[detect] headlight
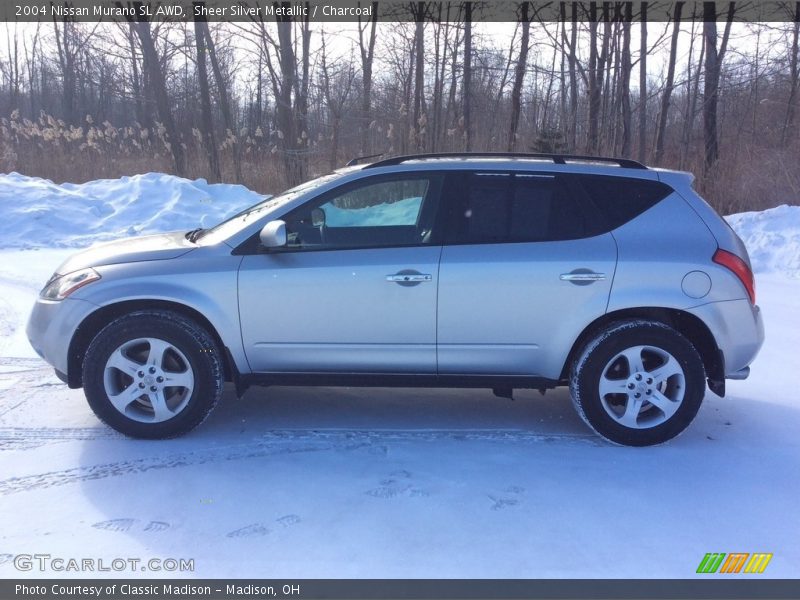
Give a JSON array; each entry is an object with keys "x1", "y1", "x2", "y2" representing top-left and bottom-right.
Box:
[{"x1": 40, "y1": 268, "x2": 101, "y2": 301}]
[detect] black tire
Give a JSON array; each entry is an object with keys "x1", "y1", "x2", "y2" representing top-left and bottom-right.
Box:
[
  {"x1": 83, "y1": 310, "x2": 224, "y2": 439},
  {"x1": 569, "y1": 320, "x2": 706, "y2": 446}
]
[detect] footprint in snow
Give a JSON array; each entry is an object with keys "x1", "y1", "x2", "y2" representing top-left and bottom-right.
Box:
[
  {"x1": 226, "y1": 523, "x2": 270, "y2": 538},
  {"x1": 488, "y1": 486, "x2": 525, "y2": 511},
  {"x1": 92, "y1": 519, "x2": 171, "y2": 533},
  {"x1": 366, "y1": 470, "x2": 429, "y2": 499},
  {"x1": 143, "y1": 521, "x2": 170, "y2": 532},
  {"x1": 92, "y1": 518, "x2": 138, "y2": 532},
  {"x1": 275, "y1": 514, "x2": 301, "y2": 527}
]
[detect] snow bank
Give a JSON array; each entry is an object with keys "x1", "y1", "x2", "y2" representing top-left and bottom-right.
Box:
[
  {"x1": 726, "y1": 204, "x2": 800, "y2": 278},
  {"x1": 0, "y1": 172, "x2": 264, "y2": 249}
]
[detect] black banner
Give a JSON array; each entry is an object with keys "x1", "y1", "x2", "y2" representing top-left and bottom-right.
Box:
[
  {"x1": 1, "y1": 1, "x2": 799, "y2": 23},
  {"x1": 3, "y1": 579, "x2": 800, "y2": 600}
]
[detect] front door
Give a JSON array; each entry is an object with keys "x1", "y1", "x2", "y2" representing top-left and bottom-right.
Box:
[{"x1": 238, "y1": 173, "x2": 443, "y2": 373}]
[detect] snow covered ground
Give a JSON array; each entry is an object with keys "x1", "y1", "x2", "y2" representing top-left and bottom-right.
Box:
[{"x1": 0, "y1": 173, "x2": 798, "y2": 579}]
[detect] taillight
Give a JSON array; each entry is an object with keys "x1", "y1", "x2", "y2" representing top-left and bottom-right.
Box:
[{"x1": 713, "y1": 248, "x2": 755, "y2": 304}]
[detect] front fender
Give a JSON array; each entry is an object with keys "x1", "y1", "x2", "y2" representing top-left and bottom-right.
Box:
[{"x1": 72, "y1": 253, "x2": 249, "y2": 374}]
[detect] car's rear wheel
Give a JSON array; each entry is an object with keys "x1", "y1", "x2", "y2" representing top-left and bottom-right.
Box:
[
  {"x1": 570, "y1": 320, "x2": 706, "y2": 446},
  {"x1": 83, "y1": 310, "x2": 224, "y2": 438}
]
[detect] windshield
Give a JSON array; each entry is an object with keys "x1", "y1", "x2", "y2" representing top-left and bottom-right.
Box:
[{"x1": 195, "y1": 172, "x2": 343, "y2": 245}]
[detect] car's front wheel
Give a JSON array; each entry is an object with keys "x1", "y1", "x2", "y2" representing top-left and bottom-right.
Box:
[
  {"x1": 83, "y1": 310, "x2": 224, "y2": 438},
  {"x1": 570, "y1": 320, "x2": 706, "y2": 446}
]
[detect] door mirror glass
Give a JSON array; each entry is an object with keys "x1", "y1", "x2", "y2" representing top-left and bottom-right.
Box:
[{"x1": 259, "y1": 220, "x2": 287, "y2": 248}]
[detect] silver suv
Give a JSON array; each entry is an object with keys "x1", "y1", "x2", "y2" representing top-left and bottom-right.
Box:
[{"x1": 26, "y1": 153, "x2": 764, "y2": 445}]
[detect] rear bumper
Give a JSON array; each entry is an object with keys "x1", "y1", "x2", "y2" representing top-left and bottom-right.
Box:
[
  {"x1": 727, "y1": 366, "x2": 750, "y2": 380},
  {"x1": 688, "y1": 298, "x2": 765, "y2": 378}
]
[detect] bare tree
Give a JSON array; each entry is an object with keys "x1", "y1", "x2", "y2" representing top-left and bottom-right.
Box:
[
  {"x1": 203, "y1": 25, "x2": 241, "y2": 180},
  {"x1": 52, "y1": 21, "x2": 77, "y2": 123},
  {"x1": 619, "y1": 2, "x2": 633, "y2": 157},
  {"x1": 412, "y1": 2, "x2": 426, "y2": 151},
  {"x1": 134, "y1": 19, "x2": 186, "y2": 176},
  {"x1": 23, "y1": 23, "x2": 41, "y2": 116},
  {"x1": 587, "y1": 3, "x2": 600, "y2": 153},
  {"x1": 654, "y1": 1, "x2": 683, "y2": 164},
  {"x1": 783, "y1": 2, "x2": 800, "y2": 146},
  {"x1": 507, "y1": 3, "x2": 530, "y2": 151},
  {"x1": 259, "y1": 4, "x2": 308, "y2": 186},
  {"x1": 638, "y1": 2, "x2": 648, "y2": 162},
  {"x1": 2, "y1": 23, "x2": 20, "y2": 113},
  {"x1": 193, "y1": 2, "x2": 220, "y2": 182},
  {"x1": 587, "y1": 2, "x2": 610, "y2": 153},
  {"x1": 124, "y1": 23, "x2": 145, "y2": 126},
  {"x1": 680, "y1": 15, "x2": 704, "y2": 168},
  {"x1": 463, "y1": 1, "x2": 473, "y2": 150},
  {"x1": 702, "y1": 1, "x2": 735, "y2": 171},
  {"x1": 320, "y1": 32, "x2": 356, "y2": 169},
  {"x1": 566, "y1": 1, "x2": 579, "y2": 150},
  {"x1": 357, "y1": 1, "x2": 378, "y2": 155}
]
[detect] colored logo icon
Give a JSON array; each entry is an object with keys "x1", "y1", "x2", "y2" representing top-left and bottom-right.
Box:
[{"x1": 697, "y1": 553, "x2": 772, "y2": 574}]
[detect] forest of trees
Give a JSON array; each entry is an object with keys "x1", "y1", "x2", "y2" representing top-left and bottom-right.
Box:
[{"x1": 0, "y1": 1, "x2": 798, "y2": 215}]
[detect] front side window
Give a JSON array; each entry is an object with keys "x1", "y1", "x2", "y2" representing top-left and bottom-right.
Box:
[{"x1": 283, "y1": 176, "x2": 439, "y2": 250}]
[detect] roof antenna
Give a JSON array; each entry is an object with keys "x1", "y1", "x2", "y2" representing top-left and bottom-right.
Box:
[{"x1": 345, "y1": 152, "x2": 387, "y2": 167}]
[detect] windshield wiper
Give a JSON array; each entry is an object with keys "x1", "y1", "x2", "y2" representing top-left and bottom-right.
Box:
[{"x1": 186, "y1": 228, "x2": 204, "y2": 242}]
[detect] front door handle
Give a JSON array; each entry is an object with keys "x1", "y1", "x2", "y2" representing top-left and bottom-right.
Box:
[
  {"x1": 386, "y1": 273, "x2": 432, "y2": 283},
  {"x1": 386, "y1": 270, "x2": 432, "y2": 287}
]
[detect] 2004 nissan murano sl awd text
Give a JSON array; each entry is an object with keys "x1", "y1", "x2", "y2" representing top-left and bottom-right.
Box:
[{"x1": 27, "y1": 153, "x2": 764, "y2": 446}]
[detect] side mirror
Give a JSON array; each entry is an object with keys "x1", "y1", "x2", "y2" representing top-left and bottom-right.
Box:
[{"x1": 259, "y1": 220, "x2": 287, "y2": 248}]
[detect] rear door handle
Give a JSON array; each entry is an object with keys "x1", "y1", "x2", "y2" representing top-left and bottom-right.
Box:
[{"x1": 560, "y1": 271, "x2": 606, "y2": 285}]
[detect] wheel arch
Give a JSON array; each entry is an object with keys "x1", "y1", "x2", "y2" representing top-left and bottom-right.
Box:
[
  {"x1": 67, "y1": 299, "x2": 238, "y2": 389},
  {"x1": 560, "y1": 307, "x2": 724, "y2": 395}
]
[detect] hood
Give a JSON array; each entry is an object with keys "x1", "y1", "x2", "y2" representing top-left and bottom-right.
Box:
[{"x1": 56, "y1": 231, "x2": 195, "y2": 274}]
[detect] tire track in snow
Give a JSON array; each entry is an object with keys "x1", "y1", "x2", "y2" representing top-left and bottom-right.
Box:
[
  {"x1": 0, "y1": 429, "x2": 599, "y2": 496},
  {"x1": 0, "y1": 357, "x2": 48, "y2": 371},
  {"x1": 0, "y1": 426, "x2": 120, "y2": 450},
  {"x1": 0, "y1": 438, "x2": 372, "y2": 496}
]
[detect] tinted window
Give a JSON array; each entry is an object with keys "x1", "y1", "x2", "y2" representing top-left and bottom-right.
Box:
[
  {"x1": 283, "y1": 175, "x2": 438, "y2": 250},
  {"x1": 444, "y1": 172, "x2": 587, "y2": 244},
  {"x1": 575, "y1": 175, "x2": 672, "y2": 230}
]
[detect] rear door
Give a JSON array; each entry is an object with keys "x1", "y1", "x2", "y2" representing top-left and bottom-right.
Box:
[{"x1": 436, "y1": 171, "x2": 617, "y2": 379}]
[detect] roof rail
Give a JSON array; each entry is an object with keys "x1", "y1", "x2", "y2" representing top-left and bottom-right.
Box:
[{"x1": 363, "y1": 152, "x2": 647, "y2": 170}]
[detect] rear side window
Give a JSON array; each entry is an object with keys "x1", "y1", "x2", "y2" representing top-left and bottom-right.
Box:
[
  {"x1": 574, "y1": 175, "x2": 672, "y2": 231},
  {"x1": 444, "y1": 172, "x2": 588, "y2": 244}
]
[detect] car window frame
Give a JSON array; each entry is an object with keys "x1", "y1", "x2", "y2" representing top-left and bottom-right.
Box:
[
  {"x1": 439, "y1": 170, "x2": 600, "y2": 246},
  {"x1": 233, "y1": 171, "x2": 446, "y2": 255},
  {"x1": 571, "y1": 173, "x2": 673, "y2": 234}
]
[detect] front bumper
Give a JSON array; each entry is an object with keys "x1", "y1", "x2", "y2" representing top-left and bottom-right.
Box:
[{"x1": 26, "y1": 296, "x2": 98, "y2": 378}]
